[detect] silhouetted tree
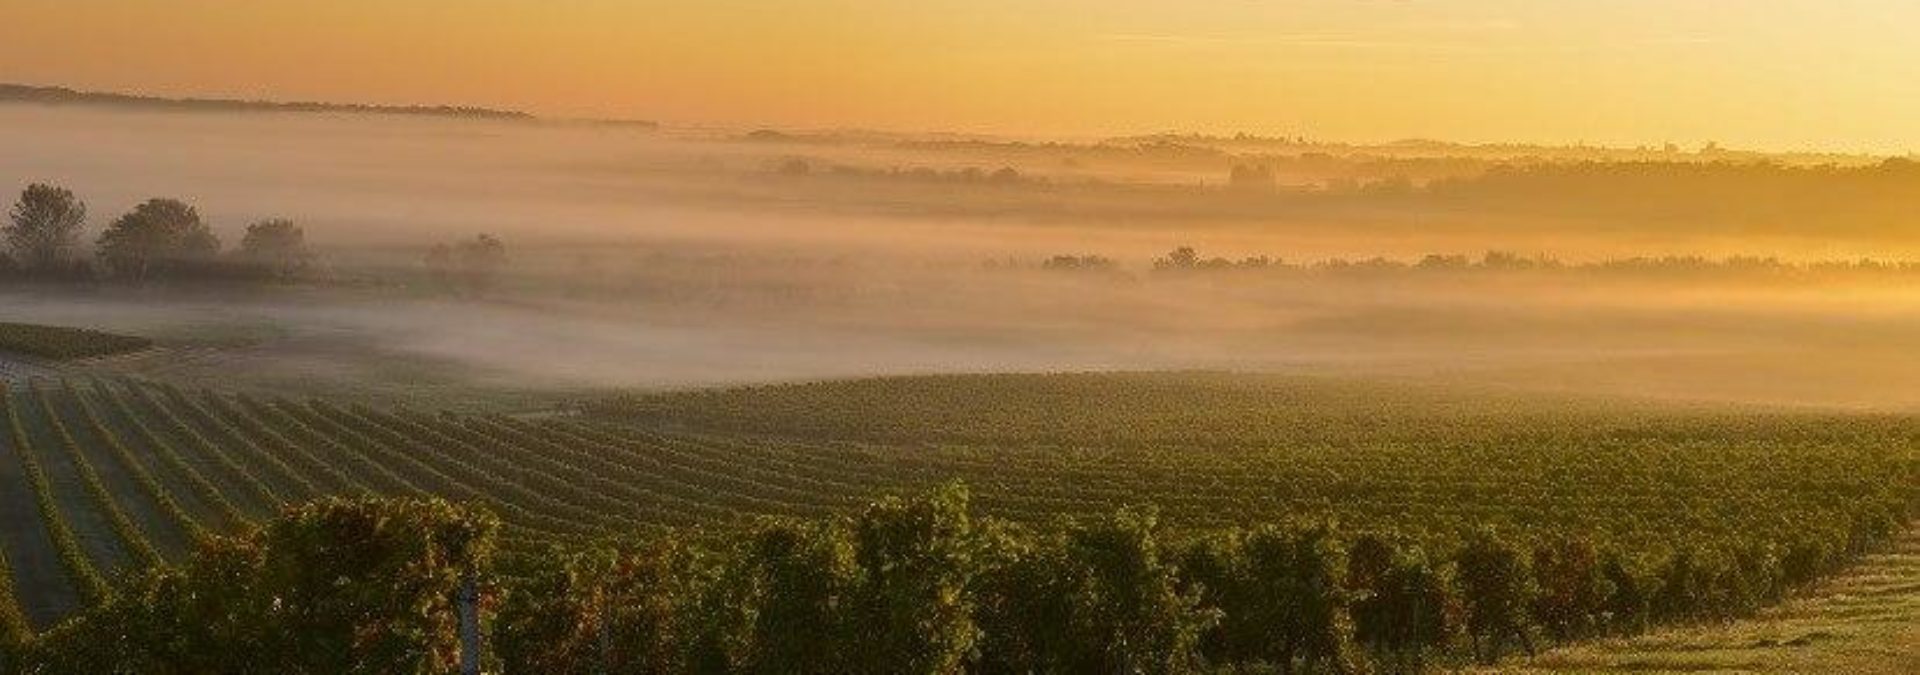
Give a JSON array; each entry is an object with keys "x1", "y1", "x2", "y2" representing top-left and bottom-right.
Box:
[
  {"x1": 777, "y1": 158, "x2": 812, "y2": 176},
  {"x1": 236, "y1": 219, "x2": 313, "y2": 282},
  {"x1": 1416, "y1": 254, "x2": 1469, "y2": 270},
  {"x1": 423, "y1": 244, "x2": 455, "y2": 286},
  {"x1": 1228, "y1": 164, "x2": 1276, "y2": 191},
  {"x1": 96, "y1": 198, "x2": 219, "y2": 282},
  {"x1": 456, "y1": 234, "x2": 508, "y2": 291},
  {"x1": 1154, "y1": 246, "x2": 1200, "y2": 271},
  {"x1": 1040, "y1": 254, "x2": 1119, "y2": 273},
  {"x1": 6, "y1": 183, "x2": 88, "y2": 274},
  {"x1": 424, "y1": 234, "x2": 509, "y2": 293}
]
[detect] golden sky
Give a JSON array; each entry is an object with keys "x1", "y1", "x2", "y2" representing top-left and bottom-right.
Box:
[{"x1": 2, "y1": 1, "x2": 1916, "y2": 151}]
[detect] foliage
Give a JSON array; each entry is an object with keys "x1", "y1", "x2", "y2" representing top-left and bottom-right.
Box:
[
  {"x1": 235, "y1": 218, "x2": 314, "y2": 281},
  {"x1": 1529, "y1": 538, "x2": 1609, "y2": 642},
  {"x1": 1, "y1": 183, "x2": 319, "y2": 285},
  {"x1": 585, "y1": 373, "x2": 1915, "y2": 551},
  {"x1": 0, "y1": 544, "x2": 30, "y2": 662},
  {"x1": 95, "y1": 198, "x2": 219, "y2": 282},
  {"x1": 0, "y1": 374, "x2": 1908, "y2": 672},
  {"x1": 4, "y1": 184, "x2": 88, "y2": 275},
  {"x1": 740, "y1": 518, "x2": 857, "y2": 673},
  {"x1": 971, "y1": 524, "x2": 1078, "y2": 673},
  {"x1": 1059, "y1": 508, "x2": 1213, "y2": 674},
  {"x1": 496, "y1": 540, "x2": 707, "y2": 674},
  {"x1": 1456, "y1": 531, "x2": 1536, "y2": 663},
  {"x1": 25, "y1": 498, "x2": 497, "y2": 674},
  {"x1": 0, "y1": 485, "x2": 1905, "y2": 674},
  {"x1": 1347, "y1": 537, "x2": 1452, "y2": 671},
  {"x1": 844, "y1": 484, "x2": 981, "y2": 674}
]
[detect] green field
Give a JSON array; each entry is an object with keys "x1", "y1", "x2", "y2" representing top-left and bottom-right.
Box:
[
  {"x1": 0, "y1": 323, "x2": 150, "y2": 361},
  {"x1": 591, "y1": 372, "x2": 1913, "y2": 543},
  {"x1": 0, "y1": 371, "x2": 1910, "y2": 670}
]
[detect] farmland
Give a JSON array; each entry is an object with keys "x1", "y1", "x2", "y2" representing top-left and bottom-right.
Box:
[
  {"x1": 7, "y1": 3, "x2": 1919, "y2": 668},
  {"x1": 0, "y1": 371, "x2": 1909, "y2": 671},
  {"x1": 0, "y1": 323, "x2": 149, "y2": 361},
  {"x1": 591, "y1": 372, "x2": 1915, "y2": 544}
]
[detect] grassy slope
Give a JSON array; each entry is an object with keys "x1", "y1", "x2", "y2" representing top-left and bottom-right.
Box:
[
  {"x1": 0, "y1": 322, "x2": 150, "y2": 361},
  {"x1": 1488, "y1": 525, "x2": 1919, "y2": 674}
]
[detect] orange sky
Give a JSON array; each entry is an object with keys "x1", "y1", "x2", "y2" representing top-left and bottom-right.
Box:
[{"x1": 2, "y1": 1, "x2": 1917, "y2": 151}]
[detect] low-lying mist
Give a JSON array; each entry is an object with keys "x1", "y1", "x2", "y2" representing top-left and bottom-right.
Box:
[{"x1": 5, "y1": 105, "x2": 1920, "y2": 411}]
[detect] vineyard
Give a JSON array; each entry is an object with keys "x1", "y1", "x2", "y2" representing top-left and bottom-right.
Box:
[
  {"x1": 0, "y1": 372, "x2": 1908, "y2": 671},
  {"x1": 590, "y1": 372, "x2": 1915, "y2": 543},
  {"x1": 0, "y1": 323, "x2": 151, "y2": 361}
]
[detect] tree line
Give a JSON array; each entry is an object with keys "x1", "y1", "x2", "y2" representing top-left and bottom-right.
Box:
[
  {"x1": 1000, "y1": 246, "x2": 1920, "y2": 279},
  {"x1": 3, "y1": 182, "x2": 510, "y2": 291},
  {"x1": 7, "y1": 486, "x2": 1902, "y2": 674},
  {"x1": 2, "y1": 183, "x2": 311, "y2": 283}
]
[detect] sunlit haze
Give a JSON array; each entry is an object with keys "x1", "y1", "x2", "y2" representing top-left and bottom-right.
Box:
[
  {"x1": 3, "y1": 1, "x2": 1918, "y2": 150},
  {"x1": 0, "y1": 4, "x2": 1918, "y2": 672}
]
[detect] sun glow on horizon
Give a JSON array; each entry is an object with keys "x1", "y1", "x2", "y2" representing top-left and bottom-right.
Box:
[{"x1": 1, "y1": 1, "x2": 1917, "y2": 152}]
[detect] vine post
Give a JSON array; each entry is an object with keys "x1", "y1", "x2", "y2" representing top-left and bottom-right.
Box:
[{"x1": 458, "y1": 569, "x2": 481, "y2": 675}]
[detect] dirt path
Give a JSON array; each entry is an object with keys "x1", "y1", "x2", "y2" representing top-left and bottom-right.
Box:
[{"x1": 1489, "y1": 525, "x2": 1919, "y2": 674}]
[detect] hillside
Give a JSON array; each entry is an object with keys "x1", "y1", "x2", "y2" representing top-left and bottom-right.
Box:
[
  {"x1": 0, "y1": 83, "x2": 532, "y2": 120},
  {"x1": 0, "y1": 371, "x2": 1907, "y2": 639}
]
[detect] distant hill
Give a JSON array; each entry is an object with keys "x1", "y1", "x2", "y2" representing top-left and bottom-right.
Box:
[{"x1": 0, "y1": 83, "x2": 535, "y2": 121}]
